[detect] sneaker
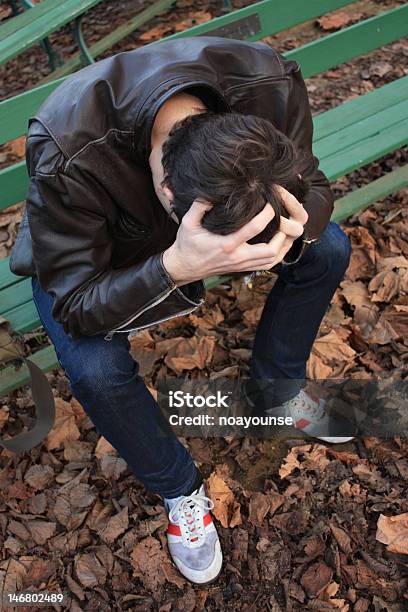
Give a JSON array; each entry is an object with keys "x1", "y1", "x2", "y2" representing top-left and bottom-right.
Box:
[
  {"x1": 243, "y1": 381, "x2": 357, "y2": 443},
  {"x1": 267, "y1": 388, "x2": 357, "y2": 444},
  {"x1": 164, "y1": 484, "x2": 223, "y2": 584}
]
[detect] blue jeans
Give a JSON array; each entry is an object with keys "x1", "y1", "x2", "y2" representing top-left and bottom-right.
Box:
[{"x1": 32, "y1": 221, "x2": 351, "y2": 496}]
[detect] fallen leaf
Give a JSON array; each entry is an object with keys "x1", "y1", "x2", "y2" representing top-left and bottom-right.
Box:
[
  {"x1": 131, "y1": 536, "x2": 184, "y2": 592},
  {"x1": 100, "y1": 507, "x2": 129, "y2": 544},
  {"x1": 376, "y1": 513, "x2": 408, "y2": 554},
  {"x1": 318, "y1": 11, "x2": 363, "y2": 31},
  {"x1": 248, "y1": 492, "x2": 271, "y2": 527},
  {"x1": 100, "y1": 455, "x2": 128, "y2": 480},
  {"x1": 24, "y1": 465, "x2": 54, "y2": 490},
  {"x1": 206, "y1": 472, "x2": 241, "y2": 528},
  {"x1": 300, "y1": 560, "x2": 333, "y2": 597},
  {"x1": 95, "y1": 436, "x2": 118, "y2": 459},
  {"x1": 75, "y1": 552, "x2": 107, "y2": 588},
  {"x1": 26, "y1": 520, "x2": 56, "y2": 545},
  {"x1": 45, "y1": 398, "x2": 81, "y2": 450}
]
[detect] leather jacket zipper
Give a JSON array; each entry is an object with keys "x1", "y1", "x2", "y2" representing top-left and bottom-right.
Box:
[
  {"x1": 105, "y1": 301, "x2": 204, "y2": 340},
  {"x1": 104, "y1": 285, "x2": 177, "y2": 340}
]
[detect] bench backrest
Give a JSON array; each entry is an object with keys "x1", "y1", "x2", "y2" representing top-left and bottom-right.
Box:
[
  {"x1": 0, "y1": 0, "x2": 104, "y2": 65},
  {"x1": 1, "y1": 0, "x2": 408, "y2": 211}
]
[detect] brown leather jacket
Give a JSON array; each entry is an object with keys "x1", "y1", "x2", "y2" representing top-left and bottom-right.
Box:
[{"x1": 10, "y1": 36, "x2": 333, "y2": 340}]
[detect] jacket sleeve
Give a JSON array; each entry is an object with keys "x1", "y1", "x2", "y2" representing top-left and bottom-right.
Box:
[
  {"x1": 26, "y1": 122, "x2": 204, "y2": 338},
  {"x1": 285, "y1": 64, "x2": 334, "y2": 242}
]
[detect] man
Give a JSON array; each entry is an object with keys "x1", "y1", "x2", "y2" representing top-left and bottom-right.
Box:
[{"x1": 10, "y1": 36, "x2": 353, "y2": 584}]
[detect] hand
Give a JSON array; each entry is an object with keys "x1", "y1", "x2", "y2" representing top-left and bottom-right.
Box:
[
  {"x1": 266, "y1": 185, "x2": 309, "y2": 265},
  {"x1": 162, "y1": 189, "x2": 307, "y2": 285}
]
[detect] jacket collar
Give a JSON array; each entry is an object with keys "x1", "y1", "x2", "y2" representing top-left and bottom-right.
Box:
[{"x1": 135, "y1": 79, "x2": 232, "y2": 166}]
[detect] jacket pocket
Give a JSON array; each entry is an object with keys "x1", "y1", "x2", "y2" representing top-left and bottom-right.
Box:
[
  {"x1": 9, "y1": 207, "x2": 36, "y2": 277},
  {"x1": 111, "y1": 209, "x2": 152, "y2": 267}
]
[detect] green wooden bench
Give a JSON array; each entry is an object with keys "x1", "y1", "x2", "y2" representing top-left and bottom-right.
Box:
[
  {"x1": 0, "y1": 0, "x2": 180, "y2": 71},
  {"x1": 1, "y1": 0, "x2": 408, "y2": 395}
]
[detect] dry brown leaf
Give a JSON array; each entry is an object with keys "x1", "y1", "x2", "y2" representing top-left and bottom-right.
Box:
[
  {"x1": 100, "y1": 507, "x2": 129, "y2": 544},
  {"x1": 320, "y1": 581, "x2": 350, "y2": 610},
  {"x1": 9, "y1": 136, "x2": 26, "y2": 158},
  {"x1": 69, "y1": 483, "x2": 96, "y2": 509},
  {"x1": 63, "y1": 439, "x2": 92, "y2": 461},
  {"x1": 165, "y1": 336, "x2": 215, "y2": 372},
  {"x1": 139, "y1": 11, "x2": 211, "y2": 41},
  {"x1": 300, "y1": 560, "x2": 333, "y2": 597},
  {"x1": 45, "y1": 398, "x2": 81, "y2": 450},
  {"x1": 318, "y1": 11, "x2": 363, "y2": 31},
  {"x1": 25, "y1": 520, "x2": 56, "y2": 545},
  {"x1": 307, "y1": 351, "x2": 335, "y2": 379},
  {"x1": 206, "y1": 472, "x2": 241, "y2": 528},
  {"x1": 100, "y1": 455, "x2": 127, "y2": 480},
  {"x1": 75, "y1": 552, "x2": 107, "y2": 588},
  {"x1": 130, "y1": 536, "x2": 185, "y2": 592},
  {"x1": 0, "y1": 558, "x2": 28, "y2": 595},
  {"x1": 330, "y1": 524, "x2": 352, "y2": 553},
  {"x1": 369, "y1": 270, "x2": 401, "y2": 302},
  {"x1": 95, "y1": 436, "x2": 118, "y2": 459},
  {"x1": 24, "y1": 465, "x2": 54, "y2": 490},
  {"x1": 248, "y1": 492, "x2": 271, "y2": 527},
  {"x1": 376, "y1": 513, "x2": 408, "y2": 554},
  {"x1": 279, "y1": 446, "x2": 304, "y2": 479},
  {"x1": 313, "y1": 330, "x2": 356, "y2": 364},
  {"x1": 341, "y1": 280, "x2": 371, "y2": 307}
]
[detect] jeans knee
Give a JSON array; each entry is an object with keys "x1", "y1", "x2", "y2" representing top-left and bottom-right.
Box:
[
  {"x1": 57, "y1": 338, "x2": 136, "y2": 399},
  {"x1": 314, "y1": 223, "x2": 351, "y2": 278}
]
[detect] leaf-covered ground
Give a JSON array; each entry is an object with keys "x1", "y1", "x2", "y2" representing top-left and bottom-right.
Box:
[{"x1": 1, "y1": 0, "x2": 407, "y2": 610}]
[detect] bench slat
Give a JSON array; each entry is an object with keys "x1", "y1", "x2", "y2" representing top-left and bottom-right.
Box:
[
  {"x1": 0, "y1": 257, "x2": 27, "y2": 291},
  {"x1": 0, "y1": 345, "x2": 58, "y2": 396},
  {"x1": 0, "y1": 161, "x2": 27, "y2": 211},
  {"x1": 319, "y1": 118, "x2": 408, "y2": 181},
  {"x1": 316, "y1": 98, "x2": 408, "y2": 159},
  {"x1": 0, "y1": 278, "x2": 32, "y2": 315},
  {"x1": 2, "y1": 301, "x2": 40, "y2": 333},
  {"x1": 285, "y1": 3, "x2": 408, "y2": 78},
  {"x1": 0, "y1": 0, "x2": 104, "y2": 65},
  {"x1": 0, "y1": 78, "x2": 65, "y2": 145},
  {"x1": 0, "y1": 0, "x2": 62, "y2": 38},
  {"x1": 314, "y1": 75, "x2": 408, "y2": 141},
  {"x1": 158, "y1": 0, "x2": 358, "y2": 43},
  {"x1": 332, "y1": 164, "x2": 408, "y2": 222}
]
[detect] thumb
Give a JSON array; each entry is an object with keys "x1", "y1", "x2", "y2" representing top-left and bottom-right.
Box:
[{"x1": 182, "y1": 198, "x2": 213, "y2": 229}]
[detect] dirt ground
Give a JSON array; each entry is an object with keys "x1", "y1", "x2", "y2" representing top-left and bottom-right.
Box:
[{"x1": 0, "y1": 0, "x2": 407, "y2": 610}]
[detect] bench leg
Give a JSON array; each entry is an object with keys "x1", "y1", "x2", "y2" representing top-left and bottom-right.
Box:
[
  {"x1": 39, "y1": 38, "x2": 64, "y2": 71},
  {"x1": 74, "y1": 16, "x2": 95, "y2": 66},
  {"x1": 20, "y1": 0, "x2": 63, "y2": 70},
  {"x1": 9, "y1": 0, "x2": 20, "y2": 16}
]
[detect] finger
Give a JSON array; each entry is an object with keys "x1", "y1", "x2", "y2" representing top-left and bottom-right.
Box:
[
  {"x1": 275, "y1": 185, "x2": 308, "y2": 224},
  {"x1": 279, "y1": 216, "x2": 305, "y2": 239},
  {"x1": 237, "y1": 232, "x2": 289, "y2": 260},
  {"x1": 223, "y1": 203, "x2": 276, "y2": 250},
  {"x1": 182, "y1": 198, "x2": 213, "y2": 229},
  {"x1": 267, "y1": 229, "x2": 289, "y2": 253}
]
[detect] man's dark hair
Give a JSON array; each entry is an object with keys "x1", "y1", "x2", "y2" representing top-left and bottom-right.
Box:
[{"x1": 161, "y1": 111, "x2": 310, "y2": 243}]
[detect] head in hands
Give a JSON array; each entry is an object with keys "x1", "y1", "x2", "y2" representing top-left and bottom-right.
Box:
[{"x1": 158, "y1": 111, "x2": 310, "y2": 242}]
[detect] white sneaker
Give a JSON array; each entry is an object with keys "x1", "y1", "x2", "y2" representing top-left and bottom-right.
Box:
[
  {"x1": 268, "y1": 388, "x2": 357, "y2": 444},
  {"x1": 164, "y1": 484, "x2": 223, "y2": 584}
]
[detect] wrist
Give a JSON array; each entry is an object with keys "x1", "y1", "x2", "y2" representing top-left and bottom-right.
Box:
[{"x1": 162, "y1": 246, "x2": 193, "y2": 286}]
